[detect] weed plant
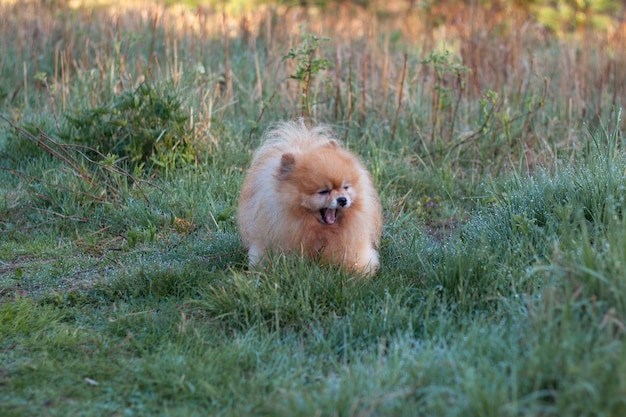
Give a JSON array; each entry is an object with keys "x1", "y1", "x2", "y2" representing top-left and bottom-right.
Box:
[
  {"x1": 1, "y1": 1, "x2": 626, "y2": 416},
  {"x1": 61, "y1": 82, "x2": 196, "y2": 173}
]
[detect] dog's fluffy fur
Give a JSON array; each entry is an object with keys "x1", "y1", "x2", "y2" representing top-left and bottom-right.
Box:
[{"x1": 237, "y1": 120, "x2": 383, "y2": 276}]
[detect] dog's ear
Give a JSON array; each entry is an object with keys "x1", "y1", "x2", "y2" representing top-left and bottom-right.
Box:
[
  {"x1": 277, "y1": 153, "x2": 295, "y2": 179},
  {"x1": 325, "y1": 139, "x2": 339, "y2": 148}
]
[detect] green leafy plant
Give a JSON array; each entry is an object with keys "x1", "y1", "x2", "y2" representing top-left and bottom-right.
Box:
[
  {"x1": 421, "y1": 49, "x2": 471, "y2": 143},
  {"x1": 282, "y1": 34, "x2": 333, "y2": 120},
  {"x1": 61, "y1": 83, "x2": 196, "y2": 173}
]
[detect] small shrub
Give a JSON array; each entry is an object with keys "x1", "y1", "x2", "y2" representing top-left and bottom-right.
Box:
[{"x1": 61, "y1": 83, "x2": 196, "y2": 173}]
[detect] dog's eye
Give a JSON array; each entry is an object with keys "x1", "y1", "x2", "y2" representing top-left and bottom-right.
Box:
[
  {"x1": 343, "y1": 185, "x2": 350, "y2": 190},
  {"x1": 318, "y1": 189, "x2": 330, "y2": 195}
]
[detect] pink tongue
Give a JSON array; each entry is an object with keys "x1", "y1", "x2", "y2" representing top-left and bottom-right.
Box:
[{"x1": 324, "y1": 208, "x2": 337, "y2": 224}]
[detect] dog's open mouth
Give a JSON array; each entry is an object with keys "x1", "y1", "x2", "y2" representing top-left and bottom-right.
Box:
[{"x1": 320, "y1": 208, "x2": 338, "y2": 224}]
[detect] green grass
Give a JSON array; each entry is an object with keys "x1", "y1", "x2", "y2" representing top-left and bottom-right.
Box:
[{"x1": 2, "y1": 1, "x2": 626, "y2": 416}]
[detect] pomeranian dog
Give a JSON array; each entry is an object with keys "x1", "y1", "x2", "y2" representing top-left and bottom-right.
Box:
[{"x1": 237, "y1": 120, "x2": 383, "y2": 276}]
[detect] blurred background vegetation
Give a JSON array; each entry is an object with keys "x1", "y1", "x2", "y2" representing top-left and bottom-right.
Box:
[
  {"x1": 2, "y1": 0, "x2": 624, "y2": 177},
  {"x1": 164, "y1": 0, "x2": 625, "y2": 34}
]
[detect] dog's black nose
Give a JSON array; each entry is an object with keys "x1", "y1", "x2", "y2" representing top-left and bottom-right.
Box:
[{"x1": 337, "y1": 197, "x2": 347, "y2": 207}]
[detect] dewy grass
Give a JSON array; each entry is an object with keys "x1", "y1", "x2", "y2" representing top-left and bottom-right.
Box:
[{"x1": 2, "y1": 1, "x2": 626, "y2": 416}]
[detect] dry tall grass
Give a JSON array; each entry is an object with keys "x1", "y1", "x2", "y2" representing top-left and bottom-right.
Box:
[{"x1": 1, "y1": 0, "x2": 624, "y2": 172}]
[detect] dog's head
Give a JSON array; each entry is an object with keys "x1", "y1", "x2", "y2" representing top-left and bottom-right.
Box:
[{"x1": 276, "y1": 141, "x2": 360, "y2": 225}]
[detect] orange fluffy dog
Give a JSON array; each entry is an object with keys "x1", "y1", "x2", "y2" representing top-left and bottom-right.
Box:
[{"x1": 237, "y1": 120, "x2": 383, "y2": 276}]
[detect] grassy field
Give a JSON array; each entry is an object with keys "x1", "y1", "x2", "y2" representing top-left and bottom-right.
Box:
[{"x1": 1, "y1": 0, "x2": 626, "y2": 415}]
